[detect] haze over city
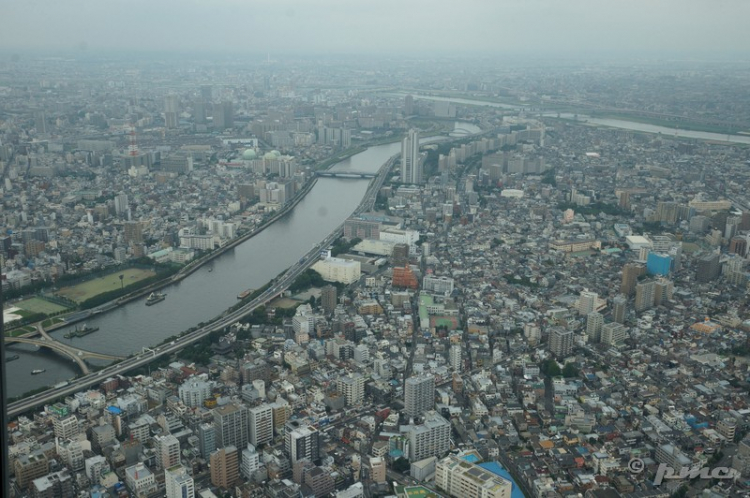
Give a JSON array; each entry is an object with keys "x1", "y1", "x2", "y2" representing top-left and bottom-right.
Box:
[{"x1": 2, "y1": 0, "x2": 750, "y2": 56}]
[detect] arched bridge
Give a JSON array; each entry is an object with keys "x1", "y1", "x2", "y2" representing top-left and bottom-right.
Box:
[
  {"x1": 5, "y1": 336, "x2": 124, "y2": 375},
  {"x1": 316, "y1": 171, "x2": 376, "y2": 179}
]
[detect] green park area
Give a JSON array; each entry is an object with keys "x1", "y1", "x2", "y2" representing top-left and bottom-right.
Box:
[
  {"x1": 15, "y1": 297, "x2": 70, "y2": 315},
  {"x1": 55, "y1": 268, "x2": 156, "y2": 304}
]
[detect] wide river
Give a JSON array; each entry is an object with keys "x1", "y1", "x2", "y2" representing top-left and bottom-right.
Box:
[
  {"x1": 6, "y1": 123, "x2": 480, "y2": 398},
  {"x1": 405, "y1": 93, "x2": 750, "y2": 145}
]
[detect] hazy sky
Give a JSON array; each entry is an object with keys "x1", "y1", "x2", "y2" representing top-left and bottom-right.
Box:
[{"x1": 3, "y1": 0, "x2": 749, "y2": 57}]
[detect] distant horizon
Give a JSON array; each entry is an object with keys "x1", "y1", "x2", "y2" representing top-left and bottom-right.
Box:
[
  {"x1": 1, "y1": 47, "x2": 750, "y2": 64},
  {"x1": 3, "y1": 0, "x2": 749, "y2": 61}
]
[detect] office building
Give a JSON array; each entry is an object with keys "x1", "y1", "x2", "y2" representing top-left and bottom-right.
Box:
[
  {"x1": 155, "y1": 434, "x2": 181, "y2": 470},
  {"x1": 123, "y1": 221, "x2": 143, "y2": 244},
  {"x1": 165, "y1": 465, "x2": 195, "y2": 498},
  {"x1": 405, "y1": 374, "x2": 435, "y2": 418},
  {"x1": 647, "y1": 252, "x2": 672, "y2": 276},
  {"x1": 612, "y1": 294, "x2": 627, "y2": 324},
  {"x1": 621, "y1": 263, "x2": 646, "y2": 296},
  {"x1": 248, "y1": 404, "x2": 273, "y2": 446},
  {"x1": 435, "y1": 455, "x2": 512, "y2": 498},
  {"x1": 549, "y1": 328, "x2": 573, "y2": 357},
  {"x1": 729, "y1": 236, "x2": 748, "y2": 256},
  {"x1": 30, "y1": 470, "x2": 73, "y2": 498},
  {"x1": 321, "y1": 285, "x2": 338, "y2": 313},
  {"x1": 212, "y1": 101, "x2": 234, "y2": 130},
  {"x1": 635, "y1": 280, "x2": 656, "y2": 312},
  {"x1": 401, "y1": 129, "x2": 422, "y2": 184},
  {"x1": 198, "y1": 423, "x2": 216, "y2": 457},
  {"x1": 285, "y1": 421, "x2": 321, "y2": 464},
  {"x1": 210, "y1": 446, "x2": 239, "y2": 489},
  {"x1": 586, "y1": 312, "x2": 603, "y2": 343},
  {"x1": 337, "y1": 373, "x2": 365, "y2": 407},
  {"x1": 179, "y1": 379, "x2": 212, "y2": 408},
  {"x1": 125, "y1": 463, "x2": 157, "y2": 496},
  {"x1": 406, "y1": 411, "x2": 451, "y2": 462},
  {"x1": 213, "y1": 403, "x2": 249, "y2": 449},
  {"x1": 696, "y1": 252, "x2": 721, "y2": 283}
]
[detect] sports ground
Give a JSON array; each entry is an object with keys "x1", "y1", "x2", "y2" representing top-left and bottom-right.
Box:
[
  {"x1": 55, "y1": 268, "x2": 156, "y2": 303},
  {"x1": 14, "y1": 297, "x2": 70, "y2": 315}
]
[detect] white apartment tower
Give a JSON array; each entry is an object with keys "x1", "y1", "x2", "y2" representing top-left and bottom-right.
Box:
[
  {"x1": 401, "y1": 129, "x2": 421, "y2": 184},
  {"x1": 449, "y1": 344, "x2": 462, "y2": 372},
  {"x1": 248, "y1": 404, "x2": 273, "y2": 447},
  {"x1": 404, "y1": 374, "x2": 435, "y2": 418}
]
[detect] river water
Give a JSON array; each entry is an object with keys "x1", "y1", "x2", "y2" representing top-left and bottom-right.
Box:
[
  {"x1": 7, "y1": 127, "x2": 470, "y2": 398},
  {"x1": 405, "y1": 93, "x2": 750, "y2": 145}
]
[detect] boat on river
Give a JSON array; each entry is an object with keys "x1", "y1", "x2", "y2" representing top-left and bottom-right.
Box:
[
  {"x1": 146, "y1": 292, "x2": 167, "y2": 306},
  {"x1": 64, "y1": 324, "x2": 100, "y2": 339}
]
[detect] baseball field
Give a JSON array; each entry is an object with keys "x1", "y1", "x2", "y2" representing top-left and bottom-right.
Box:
[{"x1": 55, "y1": 268, "x2": 156, "y2": 303}]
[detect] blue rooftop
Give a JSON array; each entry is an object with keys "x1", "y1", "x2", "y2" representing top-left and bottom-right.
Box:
[
  {"x1": 106, "y1": 406, "x2": 122, "y2": 415},
  {"x1": 478, "y1": 462, "x2": 524, "y2": 498},
  {"x1": 461, "y1": 454, "x2": 480, "y2": 463}
]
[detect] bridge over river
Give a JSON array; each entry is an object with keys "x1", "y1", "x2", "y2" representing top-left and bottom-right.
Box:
[{"x1": 5, "y1": 325, "x2": 124, "y2": 375}]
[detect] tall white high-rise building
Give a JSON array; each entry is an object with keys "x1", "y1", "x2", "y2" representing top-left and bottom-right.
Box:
[
  {"x1": 401, "y1": 129, "x2": 422, "y2": 184},
  {"x1": 248, "y1": 404, "x2": 273, "y2": 447},
  {"x1": 165, "y1": 465, "x2": 195, "y2": 498},
  {"x1": 404, "y1": 374, "x2": 435, "y2": 418},
  {"x1": 449, "y1": 344, "x2": 462, "y2": 372}
]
